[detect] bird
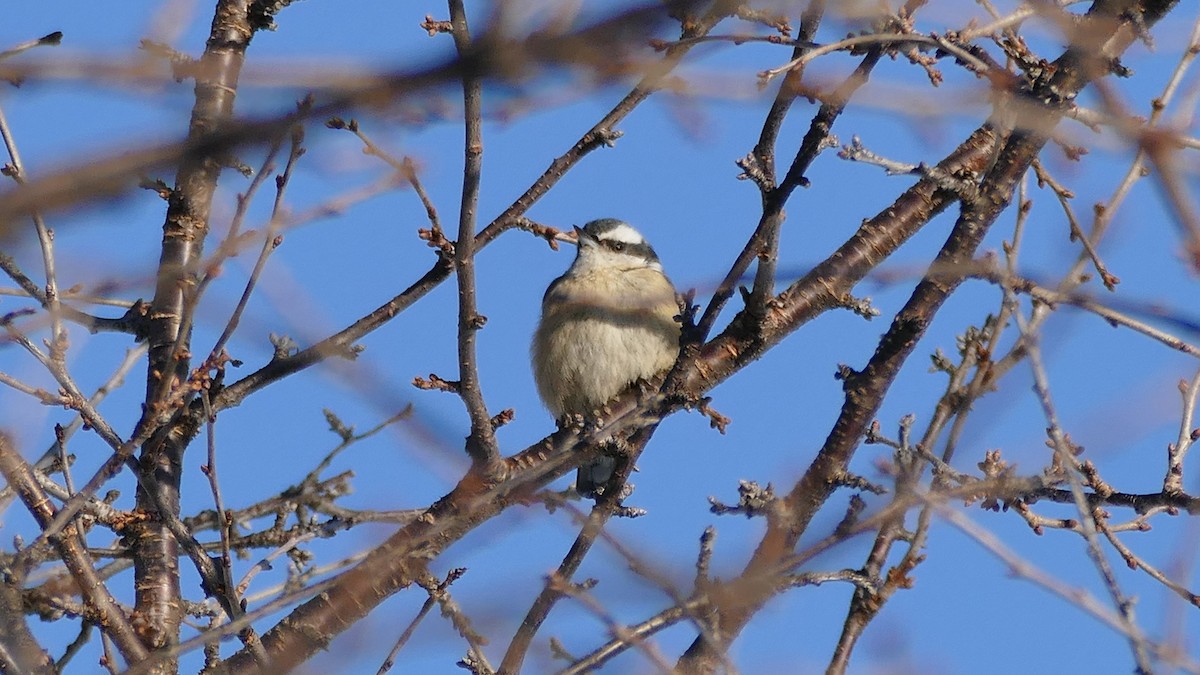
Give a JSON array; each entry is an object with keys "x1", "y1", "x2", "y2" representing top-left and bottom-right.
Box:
[{"x1": 532, "y1": 218, "x2": 680, "y2": 497}]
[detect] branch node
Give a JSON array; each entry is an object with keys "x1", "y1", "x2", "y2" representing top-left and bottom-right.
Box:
[
  {"x1": 708, "y1": 480, "x2": 776, "y2": 517},
  {"x1": 832, "y1": 469, "x2": 887, "y2": 495},
  {"x1": 268, "y1": 333, "x2": 300, "y2": 360},
  {"x1": 833, "y1": 493, "x2": 867, "y2": 536},
  {"x1": 418, "y1": 225, "x2": 456, "y2": 257},
  {"x1": 421, "y1": 15, "x2": 453, "y2": 36},
  {"x1": 735, "y1": 152, "x2": 772, "y2": 190},
  {"x1": 412, "y1": 373, "x2": 460, "y2": 393},
  {"x1": 834, "y1": 363, "x2": 861, "y2": 388},
  {"x1": 837, "y1": 293, "x2": 880, "y2": 319},
  {"x1": 138, "y1": 176, "x2": 174, "y2": 200},
  {"x1": 584, "y1": 128, "x2": 623, "y2": 149},
  {"x1": 323, "y1": 409, "x2": 355, "y2": 442},
  {"x1": 694, "y1": 397, "x2": 730, "y2": 433},
  {"x1": 489, "y1": 408, "x2": 514, "y2": 429},
  {"x1": 512, "y1": 217, "x2": 569, "y2": 250}
]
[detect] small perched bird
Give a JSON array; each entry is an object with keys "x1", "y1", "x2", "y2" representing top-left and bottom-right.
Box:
[{"x1": 532, "y1": 218, "x2": 680, "y2": 497}]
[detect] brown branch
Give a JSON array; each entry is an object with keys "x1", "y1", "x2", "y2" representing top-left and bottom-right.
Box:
[
  {"x1": 199, "y1": 391, "x2": 268, "y2": 663},
  {"x1": 558, "y1": 599, "x2": 706, "y2": 675},
  {"x1": 0, "y1": 322, "x2": 127, "y2": 452},
  {"x1": 1168, "y1": 370, "x2": 1200, "y2": 494},
  {"x1": 497, "y1": 482, "x2": 629, "y2": 674},
  {"x1": 1026, "y1": 486, "x2": 1200, "y2": 514},
  {"x1": 674, "y1": 2, "x2": 1180, "y2": 670},
  {"x1": 16, "y1": 3, "x2": 1177, "y2": 673},
  {"x1": 206, "y1": 121, "x2": 302, "y2": 362},
  {"x1": 742, "y1": 0, "x2": 824, "y2": 191},
  {"x1": 327, "y1": 119, "x2": 444, "y2": 234},
  {"x1": 686, "y1": 119, "x2": 1000, "y2": 394},
  {"x1": 750, "y1": 48, "x2": 882, "y2": 317},
  {"x1": 743, "y1": 1, "x2": 826, "y2": 312},
  {"x1": 0, "y1": 433, "x2": 149, "y2": 667},
  {"x1": 0, "y1": 576, "x2": 54, "y2": 674},
  {"x1": 146, "y1": 418, "x2": 1195, "y2": 673},
  {"x1": 929, "y1": 501, "x2": 1189, "y2": 669},
  {"x1": 829, "y1": 251, "x2": 1022, "y2": 668},
  {"x1": 826, "y1": 415, "x2": 921, "y2": 674},
  {"x1": 1095, "y1": 513, "x2": 1200, "y2": 606},
  {"x1": 211, "y1": 256, "x2": 454, "y2": 412},
  {"x1": 206, "y1": 407, "x2": 664, "y2": 672},
  {"x1": 1030, "y1": 159, "x2": 1118, "y2": 289},
  {"x1": 4, "y1": 384, "x2": 163, "y2": 570},
  {"x1": 0, "y1": 30, "x2": 61, "y2": 63},
  {"x1": 0, "y1": 251, "x2": 137, "y2": 334},
  {"x1": 471, "y1": 0, "x2": 737, "y2": 248},
  {"x1": 203, "y1": 17, "x2": 997, "y2": 675},
  {"x1": 671, "y1": 22, "x2": 886, "y2": 406},
  {"x1": 0, "y1": 344, "x2": 145, "y2": 514},
  {"x1": 0, "y1": 2, "x2": 702, "y2": 234},
  {"x1": 448, "y1": 0, "x2": 500, "y2": 468},
  {"x1": 0, "y1": 101, "x2": 65, "y2": 343},
  {"x1": 123, "y1": 570, "x2": 350, "y2": 675},
  {"x1": 376, "y1": 569, "x2": 465, "y2": 674},
  {"x1": 131, "y1": 0, "x2": 257, "y2": 664}
]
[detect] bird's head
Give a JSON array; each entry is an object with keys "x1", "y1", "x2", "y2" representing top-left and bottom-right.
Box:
[{"x1": 570, "y1": 218, "x2": 662, "y2": 274}]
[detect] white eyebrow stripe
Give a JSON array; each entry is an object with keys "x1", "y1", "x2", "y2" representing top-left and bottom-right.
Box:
[{"x1": 597, "y1": 223, "x2": 646, "y2": 245}]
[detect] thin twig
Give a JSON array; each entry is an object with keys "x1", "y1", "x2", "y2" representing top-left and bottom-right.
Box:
[
  {"x1": 302, "y1": 407, "x2": 413, "y2": 487},
  {"x1": 1095, "y1": 516, "x2": 1199, "y2": 606},
  {"x1": 0, "y1": 101, "x2": 64, "y2": 343},
  {"x1": 330, "y1": 119, "x2": 444, "y2": 234},
  {"x1": 499, "y1": 500, "x2": 620, "y2": 674},
  {"x1": 1030, "y1": 159, "x2": 1118, "y2": 289},
  {"x1": 54, "y1": 620, "x2": 93, "y2": 672},
  {"x1": 986, "y1": 271, "x2": 1200, "y2": 358},
  {"x1": 376, "y1": 579, "x2": 441, "y2": 675},
  {"x1": 206, "y1": 126, "x2": 301, "y2": 361},
  {"x1": 0, "y1": 343, "x2": 144, "y2": 521},
  {"x1": 1167, "y1": 369, "x2": 1200, "y2": 494},
  {"x1": 0, "y1": 287, "x2": 135, "y2": 308},
  {"x1": 447, "y1": 0, "x2": 499, "y2": 467},
  {"x1": 0, "y1": 370, "x2": 68, "y2": 405},
  {"x1": 200, "y1": 391, "x2": 237, "y2": 620},
  {"x1": 0, "y1": 434, "x2": 148, "y2": 666},
  {"x1": 557, "y1": 599, "x2": 708, "y2": 675},
  {"x1": 931, "y1": 500, "x2": 1196, "y2": 673},
  {"x1": 0, "y1": 31, "x2": 62, "y2": 63},
  {"x1": 1013, "y1": 298, "x2": 1154, "y2": 673}
]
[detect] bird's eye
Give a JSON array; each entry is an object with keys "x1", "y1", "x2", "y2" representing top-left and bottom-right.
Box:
[{"x1": 610, "y1": 241, "x2": 626, "y2": 252}]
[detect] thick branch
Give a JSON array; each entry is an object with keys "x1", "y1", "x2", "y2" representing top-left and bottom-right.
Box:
[
  {"x1": 131, "y1": 0, "x2": 256, "y2": 664},
  {"x1": 676, "y1": 1, "x2": 1182, "y2": 671}
]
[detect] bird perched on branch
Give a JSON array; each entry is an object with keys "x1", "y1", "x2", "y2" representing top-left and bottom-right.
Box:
[{"x1": 532, "y1": 218, "x2": 680, "y2": 497}]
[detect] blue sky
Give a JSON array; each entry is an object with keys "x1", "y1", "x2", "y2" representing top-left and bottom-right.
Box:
[{"x1": 2, "y1": 1, "x2": 1199, "y2": 673}]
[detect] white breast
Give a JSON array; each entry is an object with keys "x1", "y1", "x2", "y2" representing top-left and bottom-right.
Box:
[{"x1": 532, "y1": 267, "x2": 679, "y2": 418}]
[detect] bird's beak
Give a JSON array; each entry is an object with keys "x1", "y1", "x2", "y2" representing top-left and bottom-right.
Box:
[{"x1": 572, "y1": 225, "x2": 591, "y2": 246}]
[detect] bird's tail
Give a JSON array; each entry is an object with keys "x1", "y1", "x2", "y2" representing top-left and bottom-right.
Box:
[{"x1": 576, "y1": 455, "x2": 616, "y2": 498}]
